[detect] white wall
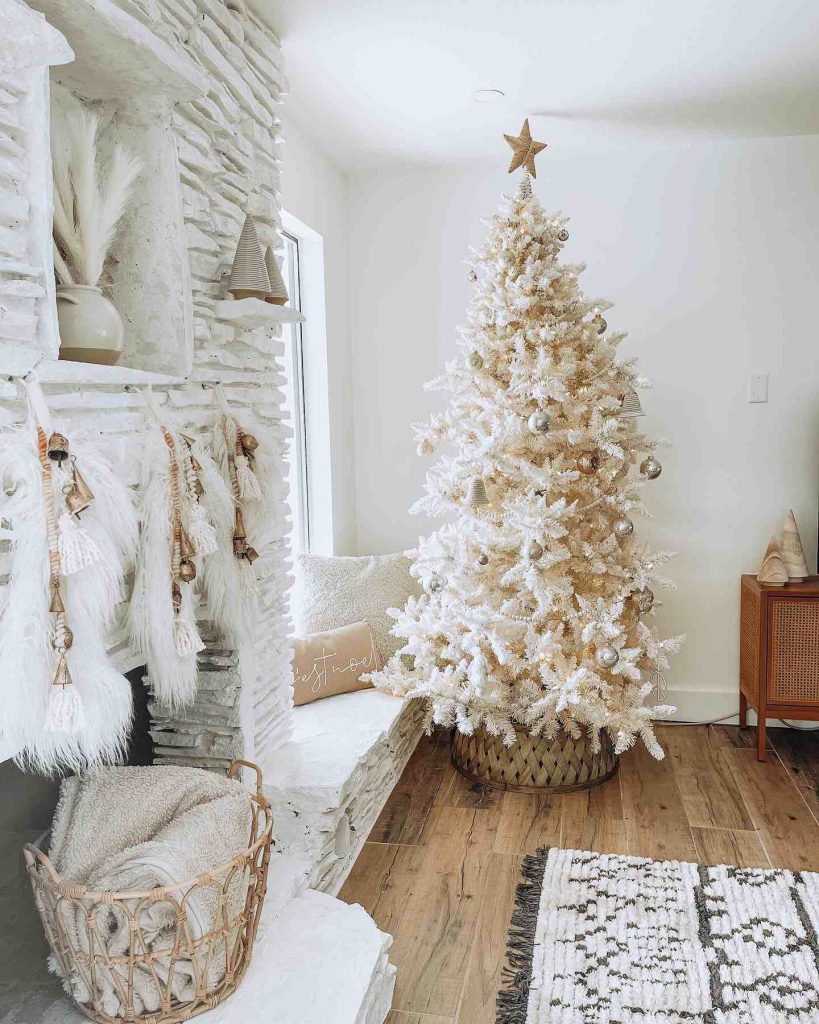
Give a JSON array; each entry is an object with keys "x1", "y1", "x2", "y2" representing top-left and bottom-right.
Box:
[
  {"x1": 346, "y1": 134, "x2": 819, "y2": 717},
  {"x1": 279, "y1": 116, "x2": 356, "y2": 554}
]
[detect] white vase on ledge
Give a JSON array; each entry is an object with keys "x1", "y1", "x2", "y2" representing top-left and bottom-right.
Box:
[{"x1": 56, "y1": 285, "x2": 125, "y2": 365}]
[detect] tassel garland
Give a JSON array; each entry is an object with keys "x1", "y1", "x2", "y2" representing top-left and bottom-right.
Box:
[{"x1": 37, "y1": 428, "x2": 85, "y2": 732}]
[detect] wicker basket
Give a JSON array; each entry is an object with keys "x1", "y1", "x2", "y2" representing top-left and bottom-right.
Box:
[
  {"x1": 23, "y1": 760, "x2": 272, "y2": 1024},
  {"x1": 451, "y1": 723, "x2": 618, "y2": 794}
]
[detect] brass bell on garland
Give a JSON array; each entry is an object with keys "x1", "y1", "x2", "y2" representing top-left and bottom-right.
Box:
[
  {"x1": 179, "y1": 559, "x2": 197, "y2": 583},
  {"x1": 49, "y1": 585, "x2": 65, "y2": 614},
  {"x1": 47, "y1": 432, "x2": 70, "y2": 465},
  {"x1": 63, "y1": 461, "x2": 95, "y2": 517}
]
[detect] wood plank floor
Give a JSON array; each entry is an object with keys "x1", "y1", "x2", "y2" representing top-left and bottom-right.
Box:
[{"x1": 338, "y1": 723, "x2": 819, "y2": 1024}]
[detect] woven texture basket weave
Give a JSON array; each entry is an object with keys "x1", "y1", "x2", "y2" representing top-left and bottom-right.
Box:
[
  {"x1": 23, "y1": 760, "x2": 272, "y2": 1024},
  {"x1": 451, "y1": 723, "x2": 618, "y2": 794}
]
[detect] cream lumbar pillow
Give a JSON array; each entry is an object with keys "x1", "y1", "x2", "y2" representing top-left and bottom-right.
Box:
[
  {"x1": 292, "y1": 621, "x2": 381, "y2": 706},
  {"x1": 293, "y1": 553, "x2": 421, "y2": 662}
]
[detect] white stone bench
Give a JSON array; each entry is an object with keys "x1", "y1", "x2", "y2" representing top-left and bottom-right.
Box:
[{"x1": 262, "y1": 690, "x2": 426, "y2": 893}]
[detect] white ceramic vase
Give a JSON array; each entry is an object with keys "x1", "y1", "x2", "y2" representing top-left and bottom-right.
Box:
[{"x1": 56, "y1": 285, "x2": 124, "y2": 365}]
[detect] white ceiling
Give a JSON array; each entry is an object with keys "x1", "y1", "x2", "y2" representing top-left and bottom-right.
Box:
[{"x1": 260, "y1": 0, "x2": 819, "y2": 168}]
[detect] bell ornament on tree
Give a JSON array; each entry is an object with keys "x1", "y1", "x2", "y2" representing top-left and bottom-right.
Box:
[
  {"x1": 466, "y1": 351, "x2": 484, "y2": 371},
  {"x1": 577, "y1": 451, "x2": 600, "y2": 475},
  {"x1": 635, "y1": 588, "x2": 655, "y2": 613},
  {"x1": 595, "y1": 645, "x2": 619, "y2": 670},
  {"x1": 528, "y1": 410, "x2": 550, "y2": 435},
  {"x1": 467, "y1": 476, "x2": 490, "y2": 511},
  {"x1": 527, "y1": 539, "x2": 544, "y2": 560},
  {"x1": 613, "y1": 516, "x2": 634, "y2": 539},
  {"x1": 640, "y1": 456, "x2": 662, "y2": 480}
]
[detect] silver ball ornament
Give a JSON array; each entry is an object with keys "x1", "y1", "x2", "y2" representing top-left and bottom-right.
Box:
[
  {"x1": 557, "y1": 227, "x2": 569, "y2": 242},
  {"x1": 577, "y1": 451, "x2": 601, "y2": 475},
  {"x1": 528, "y1": 411, "x2": 550, "y2": 435},
  {"x1": 426, "y1": 575, "x2": 444, "y2": 595},
  {"x1": 595, "y1": 645, "x2": 619, "y2": 670},
  {"x1": 476, "y1": 553, "x2": 489, "y2": 567},
  {"x1": 466, "y1": 351, "x2": 484, "y2": 371},
  {"x1": 467, "y1": 268, "x2": 478, "y2": 281},
  {"x1": 613, "y1": 516, "x2": 634, "y2": 539},
  {"x1": 527, "y1": 540, "x2": 544, "y2": 561},
  {"x1": 636, "y1": 588, "x2": 655, "y2": 613},
  {"x1": 640, "y1": 456, "x2": 662, "y2": 480}
]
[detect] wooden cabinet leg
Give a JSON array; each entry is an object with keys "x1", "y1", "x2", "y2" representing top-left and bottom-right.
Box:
[
  {"x1": 739, "y1": 691, "x2": 747, "y2": 729},
  {"x1": 757, "y1": 713, "x2": 767, "y2": 762}
]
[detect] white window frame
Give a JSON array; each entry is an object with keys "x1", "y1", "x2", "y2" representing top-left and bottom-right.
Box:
[{"x1": 280, "y1": 210, "x2": 334, "y2": 554}]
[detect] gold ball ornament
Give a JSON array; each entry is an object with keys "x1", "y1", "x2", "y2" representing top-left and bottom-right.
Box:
[
  {"x1": 240, "y1": 433, "x2": 259, "y2": 453},
  {"x1": 594, "y1": 315, "x2": 607, "y2": 335},
  {"x1": 635, "y1": 588, "x2": 655, "y2": 613},
  {"x1": 466, "y1": 351, "x2": 484, "y2": 371},
  {"x1": 527, "y1": 540, "x2": 544, "y2": 560},
  {"x1": 640, "y1": 456, "x2": 662, "y2": 480},
  {"x1": 613, "y1": 516, "x2": 634, "y2": 539},
  {"x1": 62, "y1": 625, "x2": 74, "y2": 651},
  {"x1": 595, "y1": 645, "x2": 619, "y2": 670},
  {"x1": 528, "y1": 411, "x2": 550, "y2": 434},
  {"x1": 577, "y1": 451, "x2": 601, "y2": 475}
]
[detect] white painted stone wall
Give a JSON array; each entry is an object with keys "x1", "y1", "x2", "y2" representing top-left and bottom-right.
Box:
[{"x1": 0, "y1": 0, "x2": 297, "y2": 768}]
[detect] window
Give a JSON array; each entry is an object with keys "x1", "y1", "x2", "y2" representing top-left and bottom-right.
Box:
[{"x1": 280, "y1": 232, "x2": 310, "y2": 554}]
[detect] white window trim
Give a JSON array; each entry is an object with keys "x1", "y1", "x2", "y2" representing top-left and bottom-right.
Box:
[{"x1": 280, "y1": 209, "x2": 334, "y2": 555}]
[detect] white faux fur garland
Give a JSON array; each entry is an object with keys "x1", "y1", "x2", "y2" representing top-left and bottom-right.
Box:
[
  {"x1": 209, "y1": 388, "x2": 281, "y2": 631},
  {"x1": 128, "y1": 425, "x2": 208, "y2": 709},
  {"x1": 0, "y1": 426, "x2": 137, "y2": 774}
]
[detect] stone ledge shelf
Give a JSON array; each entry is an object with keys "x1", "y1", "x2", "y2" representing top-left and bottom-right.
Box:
[
  {"x1": 26, "y1": 0, "x2": 209, "y2": 102},
  {"x1": 196, "y1": 891, "x2": 395, "y2": 1024},
  {"x1": 214, "y1": 298, "x2": 306, "y2": 330},
  {"x1": 33, "y1": 360, "x2": 186, "y2": 386},
  {"x1": 262, "y1": 691, "x2": 425, "y2": 895}
]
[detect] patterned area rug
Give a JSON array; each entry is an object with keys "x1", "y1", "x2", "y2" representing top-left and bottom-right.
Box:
[{"x1": 498, "y1": 847, "x2": 819, "y2": 1024}]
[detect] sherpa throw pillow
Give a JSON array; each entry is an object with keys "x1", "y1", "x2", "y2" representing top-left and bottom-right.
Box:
[
  {"x1": 294, "y1": 553, "x2": 421, "y2": 662},
  {"x1": 292, "y1": 621, "x2": 380, "y2": 706}
]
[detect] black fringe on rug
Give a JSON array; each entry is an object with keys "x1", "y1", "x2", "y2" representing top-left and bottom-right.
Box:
[{"x1": 495, "y1": 847, "x2": 550, "y2": 1024}]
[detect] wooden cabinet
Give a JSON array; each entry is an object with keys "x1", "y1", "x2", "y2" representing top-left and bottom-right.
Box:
[{"x1": 740, "y1": 575, "x2": 819, "y2": 760}]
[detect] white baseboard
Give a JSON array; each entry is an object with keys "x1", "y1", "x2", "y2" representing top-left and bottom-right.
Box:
[{"x1": 661, "y1": 687, "x2": 819, "y2": 729}]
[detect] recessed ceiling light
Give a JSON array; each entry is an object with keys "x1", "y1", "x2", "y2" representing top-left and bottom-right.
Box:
[{"x1": 473, "y1": 89, "x2": 505, "y2": 104}]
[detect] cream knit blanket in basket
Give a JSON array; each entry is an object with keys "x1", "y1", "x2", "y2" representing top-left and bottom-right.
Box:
[{"x1": 48, "y1": 766, "x2": 252, "y2": 1018}]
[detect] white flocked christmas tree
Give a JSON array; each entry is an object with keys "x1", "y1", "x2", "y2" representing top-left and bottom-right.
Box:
[{"x1": 369, "y1": 122, "x2": 683, "y2": 760}]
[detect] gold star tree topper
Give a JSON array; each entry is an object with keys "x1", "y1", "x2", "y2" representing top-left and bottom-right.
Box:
[{"x1": 504, "y1": 118, "x2": 547, "y2": 177}]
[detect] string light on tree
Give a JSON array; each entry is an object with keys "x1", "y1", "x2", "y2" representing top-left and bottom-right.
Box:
[{"x1": 368, "y1": 123, "x2": 683, "y2": 762}]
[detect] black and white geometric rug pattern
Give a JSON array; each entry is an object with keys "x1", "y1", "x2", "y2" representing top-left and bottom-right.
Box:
[{"x1": 498, "y1": 847, "x2": 819, "y2": 1024}]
